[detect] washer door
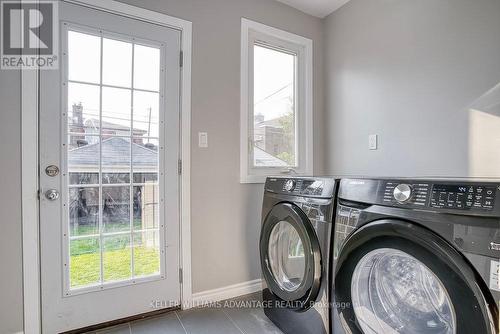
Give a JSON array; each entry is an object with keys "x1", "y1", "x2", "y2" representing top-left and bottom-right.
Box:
[
  {"x1": 351, "y1": 248, "x2": 455, "y2": 334},
  {"x1": 260, "y1": 202, "x2": 322, "y2": 310},
  {"x1": 334, "y1": 220, "x2": 497, "y2": 334}
]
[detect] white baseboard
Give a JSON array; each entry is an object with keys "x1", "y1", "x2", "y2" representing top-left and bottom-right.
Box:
[{"x1": 191, "y1": 279, "x2": 263, "y2": 305}]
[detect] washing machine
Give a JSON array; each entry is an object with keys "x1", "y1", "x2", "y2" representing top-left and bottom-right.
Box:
[
  {"x1": 331, "y1": 178, "x2": 500, "y2": 334},
  {"x1": 260, "y1": 177, "x2": 338, "y2": 334}
]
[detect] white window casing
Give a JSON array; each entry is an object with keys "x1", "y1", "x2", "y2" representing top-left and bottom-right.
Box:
[{"x1": 240, "y1": 18, "x2": 313, "y2": 183}]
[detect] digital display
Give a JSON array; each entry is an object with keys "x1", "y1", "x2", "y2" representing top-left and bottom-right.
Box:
[{"x1": 433, "y1": 184, "x2": 468, "y2": 193}]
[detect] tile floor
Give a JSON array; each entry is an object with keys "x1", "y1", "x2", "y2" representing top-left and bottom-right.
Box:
[{"x1": 85, "y1": 292, "x2": 283, "y2": 334}]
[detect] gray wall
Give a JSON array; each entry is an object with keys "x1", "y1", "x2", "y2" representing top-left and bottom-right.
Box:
[
  {"x1": 0, "y1": 70, "x2": 24, "y2": 331},
  {"x1": 324, "y1": 0, "x2": 500, "y2": 177},
  {"x1": 116, "y1": 0, "x2": 325, "y2": 293}
]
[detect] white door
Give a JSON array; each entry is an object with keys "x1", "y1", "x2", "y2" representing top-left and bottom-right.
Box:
[{"x1": 39, "y1": 2, "x2": 181, "y2": 332}]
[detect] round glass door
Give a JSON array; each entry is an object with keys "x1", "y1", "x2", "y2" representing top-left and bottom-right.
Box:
[
  {"x1": 351, "y1": 248, "x2": 456, "y2": 334},
  {"x1": 260, "y1": 202, "x2": 322, "y2": 307},
  {"x1": 267, "y1": 221, "x2": 306, "y2": 292}
]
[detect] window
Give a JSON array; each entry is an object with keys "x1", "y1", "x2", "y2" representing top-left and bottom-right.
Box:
[{"x1": 240, "y1": 19, "x2": 313, "y2": 183}]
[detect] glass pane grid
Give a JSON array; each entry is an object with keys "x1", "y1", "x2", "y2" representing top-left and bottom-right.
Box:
[{"x1": 66, "y1": 28, "x2": 162, "y2": 290}]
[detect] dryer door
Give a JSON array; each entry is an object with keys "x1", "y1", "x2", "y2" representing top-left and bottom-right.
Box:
[
  {"x1": 260, "y1": 202, "x2": 322, "y2": 310},
  {"x1": 334, "y1": 219, "x2": 497, "y2": 334}
]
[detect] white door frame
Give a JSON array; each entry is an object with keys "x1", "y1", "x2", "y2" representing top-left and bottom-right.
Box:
[{"x1": 21, "y1": 1, "x2": 192, "y2": 332}]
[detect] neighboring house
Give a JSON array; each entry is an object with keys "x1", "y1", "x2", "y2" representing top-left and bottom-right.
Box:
[
  {"x1": 253, "y1": 146, "x2": 288, "y2": 167},
  {"x1": 254, "y1": 117, "x2": 287, "y2": 155},
  {"x1": 252, "y1": 81, "x2": 295, "y2": 166},
  {"x1": 253, "y1": 115, "x2": 293, "y2": 167},
  {"x1": 69, "y1": 103, "x2": 150, "y2": 148}
]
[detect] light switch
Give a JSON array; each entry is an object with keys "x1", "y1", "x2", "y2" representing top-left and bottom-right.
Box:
[
  {"x1": 198, "y1": 132, "x2": 208, "y2": 148},
  {"x1": 369, "y1": 134, "x2": 378, "y2": 150}
]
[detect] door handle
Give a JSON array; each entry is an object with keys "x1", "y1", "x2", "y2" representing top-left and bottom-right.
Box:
[{"x1": 45, "y1": 189, "x2": 60, "y2": 201}]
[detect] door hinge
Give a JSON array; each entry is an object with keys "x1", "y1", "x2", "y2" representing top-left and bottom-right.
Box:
[
  {"x1": 179, "y1": 268, "x2": 183, "y2": 283},
  {"x1": 37, "y1": 189, "x2": 41, "y2": 200},
  {"x1": 179, "y1": 50, "x2": 183, "y2": 68},
  {"x1": 178, "y1": 159, "x2": 182, "y2": 175}
]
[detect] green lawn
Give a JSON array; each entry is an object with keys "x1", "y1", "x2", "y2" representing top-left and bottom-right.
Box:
[
  {"x1": 71, "y1": 220, "x2": 144, "y2": 237},
  {"x1": 70, "y1": 235, "x2": 160, "y2": 288}
]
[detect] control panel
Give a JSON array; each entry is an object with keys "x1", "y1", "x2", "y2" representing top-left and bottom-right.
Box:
[
  {"x1": 265, "y1": 177, "x2": 336, "y2": 198},
  {"x1": 281, "y1": 179, "x2": 325, "y2": 196},
  {"x1": 339, "y1": 179, "x2": 500, "y2": 215},
  {"x1": 383, "y1": 182, "x2": 430, "y2": 207},
  {"x1": 430, "y1": 184, "x2": 496, "y2": 210},
  {"x1": 381, "y1": 181, "x2": 498, "y2": 211}
]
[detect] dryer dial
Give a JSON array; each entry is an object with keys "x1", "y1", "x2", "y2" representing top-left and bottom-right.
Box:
[
  {"x1": 284, "y1": 180, "x2": 296, "y2": 192},
  {"x1": 393, "y1": 184, "x2": 413, "y2": 203}
]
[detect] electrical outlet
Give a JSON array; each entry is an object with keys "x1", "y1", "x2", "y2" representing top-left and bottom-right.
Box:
[
  {"x1": 369, "y1": 134, "x2": 378, "y2": 150},
  {"x1": 198, "y1": 132, "x2": 208, "y2": 148}
]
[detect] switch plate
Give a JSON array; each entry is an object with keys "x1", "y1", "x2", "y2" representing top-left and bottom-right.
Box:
[
  {"x1": 198, "y1": 132, "x2": 208, "y2": 148},
  {"x1": 369, "y1": 134, "x2": 378, "y2": 150}
]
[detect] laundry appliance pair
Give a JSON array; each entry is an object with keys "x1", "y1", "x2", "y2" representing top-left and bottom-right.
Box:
[{"x1": 260, "y1": 176, "x2": 500, "y2": 334}]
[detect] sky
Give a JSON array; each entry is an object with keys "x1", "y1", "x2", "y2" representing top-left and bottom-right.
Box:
[{"x1": 253, "y1": 44, "x2": 295, "y2": 121}]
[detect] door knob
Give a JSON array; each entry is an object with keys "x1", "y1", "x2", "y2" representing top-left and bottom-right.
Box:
[{"x1": 45, "y1": 189, "x2": 60, "y2": 201}]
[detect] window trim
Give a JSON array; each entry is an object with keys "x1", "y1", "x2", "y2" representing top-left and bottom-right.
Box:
[{"x1": 240, "y1": 18, "x2": 313, "y2": 184}]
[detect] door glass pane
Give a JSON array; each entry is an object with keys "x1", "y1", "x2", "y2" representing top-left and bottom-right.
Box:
[
  {"x1": 70, "y1": 237, "x2": 101, "y2": 288},
  {"x1": 69, "y1": 187, "x2": 99, "y2": 237},
  {"x1": 65, "y1": 29, "x2": 164, "y2": 290},
  {"x1": 68, "y1": 31, "x2": 101, "y2": 84},
  {"x1": 102, "y1": 86, "x2": 132, "y2": 134},
  {"x1": 268, "y1": 221, "x2": 305, "y2": 292},
  {"x1": 68, "y1": 134, "x2": 100, "y2": 185},
  {"x1": 133, "y1": 230, "x2": 160, "y2": 277},
  {"x1": 103, "y1": 234, "x2": 131, "y2": 282},
  {"x1": 133, "y1": 91, "x2": 159, "y2": 137},
  {"x1": 133, "y1": 185, "x2": 159, "y2": 230},
  {"x1": 351, "y1": 248, "x2": 456, "y2": 334},
  {"x1": 133, "y1": 172, "x2": 158, "y2": 184},
  {"x1": 103, "y1": 38, "x2": 132, "y2": 88},
  {"x1": 102, "y1": 137, "x2": 131, "y2": 184},
  {"x1": 134, "y1": 44, "x2": 160, "y2": 91},
  {"x1": 133, "y1": 137, "x2": 159, "y2": 175},
  {"x1": 253, "y1": 44, "x2": 296, "y2": 167},
  {"x1": 102, "y1": 186, "x2": 130, "y2": 233},
  {"x1": 67, "y1": 82, "x2": 100, "y2": 134}
]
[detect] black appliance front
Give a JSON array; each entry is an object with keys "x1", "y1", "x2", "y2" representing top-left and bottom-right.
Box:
[
  {"x1": 332, "y1": 178, "x2": 500, "y2": 334},
  {"x1": 260, "y1": 202, "x2": 322, "y2": 308},
  {"x1": 261, "y1": 177, "x2": 336, "y2": 334}
]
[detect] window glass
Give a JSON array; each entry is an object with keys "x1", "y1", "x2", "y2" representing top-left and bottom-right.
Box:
[
  {"x1": 253, "y1": 44, "x2": 296, "y2": 167},
  {"x1": 134, "y1": 44, "x2": 160, "y2": 91},
  {"x1": 133, "y1": 91, "x2": 159, "y2": 137},
  {"x1": 68, "y1": 31, "x2": 101, "y2": 84},
  {"x1": 103, "y1": 38, "x2": 132, "y2": 87}
]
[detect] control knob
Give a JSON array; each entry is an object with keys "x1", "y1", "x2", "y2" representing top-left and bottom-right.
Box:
[
  {"x1": 393, "y1": 184, "x2": 413, "y2": 203},
  {"x1": 284, "y1": 180, "x2": 296, "y2": 192}
]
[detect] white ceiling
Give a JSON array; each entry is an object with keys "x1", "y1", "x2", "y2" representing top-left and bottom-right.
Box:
[{"x1": 274, "y1": 0, "x2": 352, "y2": 18}]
